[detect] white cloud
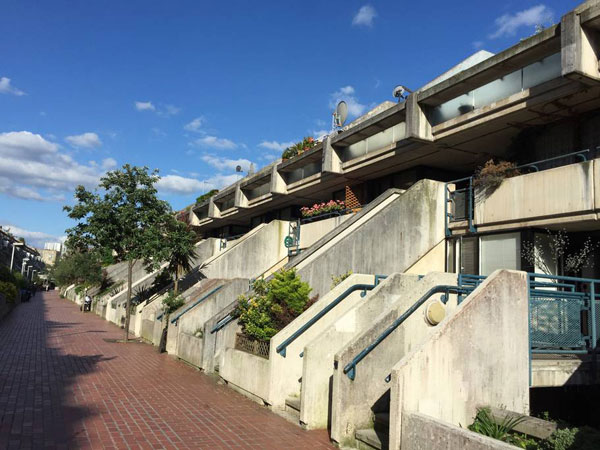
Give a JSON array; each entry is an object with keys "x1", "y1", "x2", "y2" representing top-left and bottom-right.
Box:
[
  {"x1": 0, "y1": 131, "x2": 107, "y2": 202},
  {"x1": 101, "y1": 157, "x2": 117, "y2": 170},
  {"x1": 489, "y1": 5, "x2": 553, "y2": 39},
  {"x1": 0, "y1": 77, "x2": 25, "y2": 96},
  {"x1": 156, "y1": 173, "x2": 243, "y2": 195},
  {"x1": 258, "y1": 140, "x2": 296, "y2": 151},
  {"x1": 352, "y1": 5, "x2": 377, "y2": 27},
  {"x1": 135, "y1": 101, "x2": 155, "y2": 111},
  {"x1": 312, "y1": 129, "x2": 329, "y2": 140},
  {"x1": 65, "y1": 132, "x2": 102, "y2": 149},
  {"x1": 192, "y1": 135, "x2": 238, "y2": 150},
  {"x1": 472, "y1": 40, "x2": 485, "y2": 50},
  {"x1": 0, "y1": 223, "x2": 62, "y2": 248},
  {"x1": 184, "y1": 117, "x2": 206, "y2": 132},
  {"x1": 201, "y1": 155, "x2": 253, "y2": 172},
  {"x1": 329, "y1": 85, "x2": 367, "y2": 118},
  {"x1": 159, "y1": 104, "x2": 181, "y2": 117}
]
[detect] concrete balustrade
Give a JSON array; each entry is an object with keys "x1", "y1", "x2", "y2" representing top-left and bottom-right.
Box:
[{"x1": 330, "y1": 272, "x2": 458, "y2": 448}]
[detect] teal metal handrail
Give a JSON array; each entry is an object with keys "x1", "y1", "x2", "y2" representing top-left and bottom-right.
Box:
[
  {"x1": 170, "y1": 285, "x2": 224, "y2": 324},
  {"x1": 343, "y1": 284, "x2": 472, "y2": 380},
  {"x1": 210, "y1": 313, "x2": 237, "y2": 334},
  {"x1": 276, "y1": 275, "x2": 387, "y2": 358}
]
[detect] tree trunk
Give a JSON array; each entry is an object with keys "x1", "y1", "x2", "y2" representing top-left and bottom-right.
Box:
[
  {"x1": 124, "y1": 259, "x2": 133, "y2": 342},
  {"x1": 174, "y1": 264, "x2": 179, "y2": 296}
]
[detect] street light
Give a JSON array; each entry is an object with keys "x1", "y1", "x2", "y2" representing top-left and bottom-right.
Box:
[
  {"x1": 9, "y1": 242, "x2": 24, "y2": 272},
  {"x1": 21, "y1": 258, "x2": 29, "y2": 275}
]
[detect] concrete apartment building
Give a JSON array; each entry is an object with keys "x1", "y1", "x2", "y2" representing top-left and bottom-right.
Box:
[{"x1": 61, "y1": 2, "x2": 600, "y2": 448}]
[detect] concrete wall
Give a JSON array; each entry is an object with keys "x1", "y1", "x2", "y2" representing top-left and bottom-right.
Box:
[
  {"x1": 388, "y1": 270, "x2": 530, "y2": 450},
  {"x1": 298, "y1": 214, "x2": 353, "y2": 249},
  {"x1": 168, "y1": 278, "x2": 249, "y2": 368},
  {"x1": 474, "y1": 160, "x2": 598, "y2": 230},
  {"x1": 217, "y1": 274, "x2": 376, "y2": 407},
  {"x1": 300, "y1": 273, "x2": 420, "y2": 430},
  {"x1": 290, "y1": 180, "x2": 447, "y2": 298},
  {"x1": 330, "y1": 272, "x2": 458, "y2": 447},
  {"x1": 399, "y1": 412, "x2": 516, "y2": 450},
  {"x1": 200, "y1": 221, "x2": 289, "y2": 280}
]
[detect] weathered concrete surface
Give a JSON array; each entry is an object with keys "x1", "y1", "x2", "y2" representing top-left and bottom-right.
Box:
[
  {"x1": 289, "y1": 180, "x2": 446, "y2": 298},
  {"x1": 200, "y1": 221, "x2": 289, "y2": 280},
  {"x1": 531, "y1": 356, "x2": 600, "y2": 387},
  {"x1": 399, "y1": 412, "x2": 516, "y2": 450},
  {"x1": 389, "y1": 270, "x2": 529, "y2": 450},
  {"x1": 474, "y1": 160, "x2": 598, "y2": 231},
  {"x1": 298, "y1": 214, "x2": 353, "y2": 250},
  {"x1": 300, "y1": 273, "x2": 420, "y2": 430},
  {"x1": 217, "y1": 275, "x2": 376, "y2": 408},
  {"x1": 168, "y1": 278, "x2": 249, "y2": 368},
  {"x1": 330, "y1": 272, "x2": 457, "y2": 448}
]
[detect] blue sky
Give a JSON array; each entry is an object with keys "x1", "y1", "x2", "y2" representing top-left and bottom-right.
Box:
[{"x1": 0, "y1": 0, "x2": 580, "y2": 247}]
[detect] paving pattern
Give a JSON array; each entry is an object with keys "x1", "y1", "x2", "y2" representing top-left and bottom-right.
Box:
[{"x1": 0, "y1": 291, "x2": 334, "y2": 449}]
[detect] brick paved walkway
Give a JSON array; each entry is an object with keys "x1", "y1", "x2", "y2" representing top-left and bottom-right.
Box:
[{"x1": 0, "y1": 291, "x2": 334, "y2": 449}]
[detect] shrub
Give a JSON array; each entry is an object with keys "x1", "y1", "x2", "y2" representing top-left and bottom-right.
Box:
[
  {"x1": 0, "y1": 281, "x2": 18, "y2": 303},
  {"x1": 236, "y1": 268, "x2": 314, "y2": 341},
  {"x1": 196, "y1": 189, "x2": 219, "y2": 205},
  {"x1": 468, "y1": 407, "x2": 526, "y2": 444},
  {"x1": 473, "y1": 159, "x2": 520, "y2": 192},
  {"x1": 162, "y1": 291, "x2": 185, "y2": 315}
]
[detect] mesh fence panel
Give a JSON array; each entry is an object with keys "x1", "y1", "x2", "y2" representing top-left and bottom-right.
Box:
[{"x1": 529, "y1": 294, "x2": 587, "y2": 351}]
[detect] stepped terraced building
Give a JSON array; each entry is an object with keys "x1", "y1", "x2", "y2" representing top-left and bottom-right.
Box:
[{"x1": 62, "y1": 2, "x2": 600, "y2": 448}]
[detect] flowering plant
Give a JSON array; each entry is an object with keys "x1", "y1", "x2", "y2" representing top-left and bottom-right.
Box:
[
  {"x1": 281, "y1": 136, "x2": 316, "y2": 160},
  {"x1": 300, "y1": 200, "x2": 346, "y2": 218}
]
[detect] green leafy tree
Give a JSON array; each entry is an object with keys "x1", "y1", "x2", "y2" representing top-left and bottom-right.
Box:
[
  {"x1": 64, "y1": 164, "x2": 173, "y2": 342},
  {"x1": 49, "y1": 251, "x2": 103, "y2": 288}
]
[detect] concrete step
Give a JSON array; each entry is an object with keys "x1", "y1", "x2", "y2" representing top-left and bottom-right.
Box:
[{"x1": 355, "y1": 428, "x2": 388, "y2": 450}]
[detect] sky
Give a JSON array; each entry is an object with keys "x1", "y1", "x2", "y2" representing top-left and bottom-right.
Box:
[{"x1": 0, "y1": 0, "x2": 581, "y2": 247}]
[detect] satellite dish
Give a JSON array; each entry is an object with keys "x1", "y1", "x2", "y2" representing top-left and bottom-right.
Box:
[
  {"x1": 235, "y1": 165, "x2": 242, "y2": 173},
  {"x1": 334, "y1": 101, "x2": 348, "y2": 127}
]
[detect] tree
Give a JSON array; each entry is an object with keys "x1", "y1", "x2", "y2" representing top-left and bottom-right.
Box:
[
  {"x1": 64, "y1": 164, "x2": 173, "y2": 342},
  {"x1": 49, "y1": 250, "x2": 103, "y2": 288}
]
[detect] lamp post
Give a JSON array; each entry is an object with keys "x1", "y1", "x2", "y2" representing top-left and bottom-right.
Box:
[{"x1": 9, "y1": 242, "x2": 24, "y2": 272}]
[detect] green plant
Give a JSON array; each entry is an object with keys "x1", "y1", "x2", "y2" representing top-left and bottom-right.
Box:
[
  {"x1": 331, "y1": 270, "x2": 352, "y2": 289},
  {"x1": 193, "y1": 327, "x2": 203, "y2": 338},
  {"x1": 162, "y1": 291, "x2": 185, "y2": 315},
  {"x1": 196, "y1": 189, "x2": 219, "y2": 204},
  {"x1": 540, "y1": 428, "x2": 577, "y2": 450},
  {"x1": 0, "y1": 281, "x2": 18, "y2": 303},
  {"x1": 469, "y1": 407, "x2": 526, "y2": 444},
  {"x1": 236, "y1": 268, "x2": 314, "y2": 341}
]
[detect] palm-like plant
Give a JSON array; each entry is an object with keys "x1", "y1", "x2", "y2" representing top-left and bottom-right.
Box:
[
  {"x1": 469, "y1": 407, "x2": 526, "y2": 443},
  {"x1": 165, "y1": 219, "x2": 197, "y2": 295}
]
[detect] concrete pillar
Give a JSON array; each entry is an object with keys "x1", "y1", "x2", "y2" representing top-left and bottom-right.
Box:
[
  {"x1": 322, "y1": 135, "x2": 343, "y2": 174},
  {"x1": 208, "y1": 197, "x2": 221, "y2": 219},
  {"x1": 561, "y1": 11, "x2": 600, "y2": 85},
  {"x1": 270, "y1": 165, "x2": 287, "y2": 195},
  {"x1": 234, "y1": 183, "x2": 248, "y2": 208},
  {"x1": 405, "y1": 93, "x2": 434, "y2": 142}
]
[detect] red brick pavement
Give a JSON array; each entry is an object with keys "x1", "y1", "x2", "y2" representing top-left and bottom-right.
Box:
[{"x1": 0, "y1": 291, "x2": 335, "y2": 449}]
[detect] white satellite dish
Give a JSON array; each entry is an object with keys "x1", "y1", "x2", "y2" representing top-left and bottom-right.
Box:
[{"x1": 333, "y1": 101, "x2": 348, "y2": 128}]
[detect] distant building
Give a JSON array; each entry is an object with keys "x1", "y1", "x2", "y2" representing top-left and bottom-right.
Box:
[
  {"x1": 44, "y1": 242, "x2": 63, "y2": 253},
  {"x1": 40, "y1": 249, "x2": 60, "y2": 267}
]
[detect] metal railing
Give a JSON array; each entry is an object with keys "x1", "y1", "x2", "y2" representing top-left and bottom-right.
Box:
[
  {"x1": 276, "y1": 275, "x2": 387, "y2": 358},
  {"x1": 210, "y1": 312, "x2": 237, "y2": 334},
  {"x1": 170, "y1": 285, "x2": 224, "y2": 324},
  {"x1": 445, "y1": 149, "x2": 590, "y2": 237},
  {"x1": 342, "y1": 271, "x2": 600, "y2": 382},
  {"x1": 219, "y1": 233, "x2": 246, "y2": 250}
]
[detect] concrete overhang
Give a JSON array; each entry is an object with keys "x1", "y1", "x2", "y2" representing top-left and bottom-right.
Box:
[
  {"x1": 278, "y1": 143, "x2": 323, "y2": 173},
  {"x1": 417, "y1": 26, "x2": 561, "y2": 106},
  {"x1": 331, "y1": 102, "x2": 406, "y2": 147}
]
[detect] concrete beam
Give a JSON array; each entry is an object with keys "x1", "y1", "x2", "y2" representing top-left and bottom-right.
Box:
[
  {"x1": 208, "y1": 197, "x2": 221, "y2": 219},
  {"x1": 234, "y1": 183, "x2": 248, "y2": 209},
  {"x1": 562, "y1": 10, "x2": 600, "y2": 85},
  {"x1": 270, "y1": 165, "x2": 287, "y2": 195}
]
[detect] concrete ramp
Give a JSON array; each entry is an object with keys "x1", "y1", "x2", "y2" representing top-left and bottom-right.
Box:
[{"x1": 288, "y1": 179, "x2": 447, "y2": 297}]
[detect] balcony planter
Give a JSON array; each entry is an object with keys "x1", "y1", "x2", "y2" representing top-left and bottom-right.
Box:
[{"x1": 235, "y1": 333, "x2": 270, "y2": 359}]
